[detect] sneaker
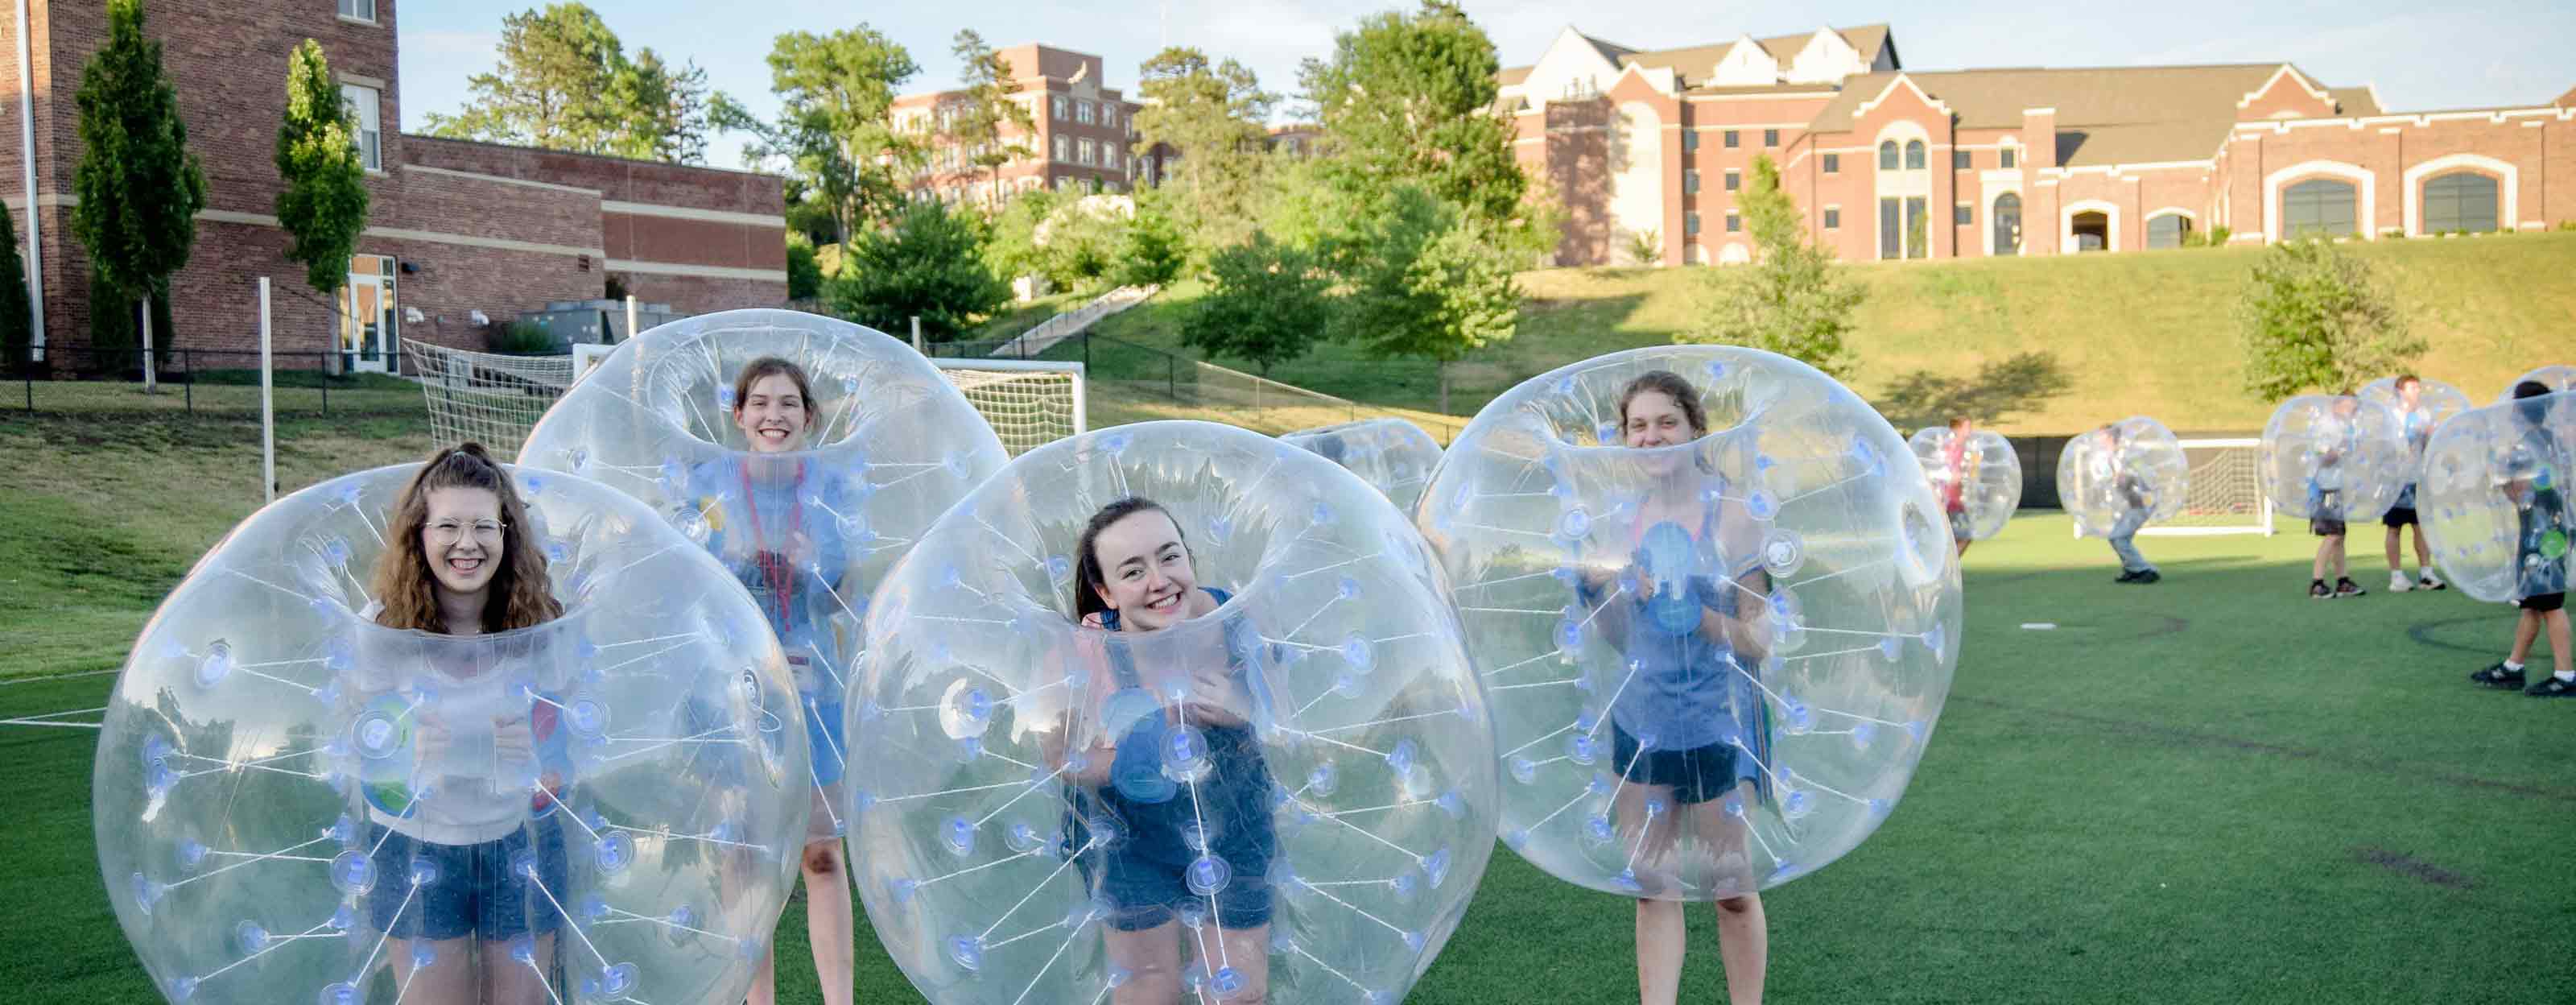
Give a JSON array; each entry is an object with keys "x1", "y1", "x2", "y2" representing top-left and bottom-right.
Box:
[
  {"x1": 2418, "y1": 572, "x2": 2446, "y2": 591},
  {"x1": 2113, "y1": 570, "x2": 2142, "y2": 583},
  {"x1": 2133, "y1": 570, "x2": 2161, "y2": 584},
  {"x1": 2471, "y1": 664, "x2": 2527, "y2": 689},
  {"x1": 2310, "y1": 581, "x2": 2332, "y2": 599},
  {"x1": 2334, "y1": 578, "x2": 2365, "y2": 598},
  {"x1": 2527, "y1": 676, "x2": 2576, "y2": 697},
  {"x1": 2388, "y1": 571, "x2": 2412, "y2": 593}
]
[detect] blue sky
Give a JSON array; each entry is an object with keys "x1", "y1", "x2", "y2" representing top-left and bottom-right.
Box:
[{"x1": 398, "y1": 2, "x2": 2576, "y2": 172}]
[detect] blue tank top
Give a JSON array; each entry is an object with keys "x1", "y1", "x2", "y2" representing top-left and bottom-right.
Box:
[
  {"x1": 1083, "y1": 588, "x2": 1278, "y2": 867},
  {"x1": 1580, "y1": 503, "x2": 1766, "y2": 757}
]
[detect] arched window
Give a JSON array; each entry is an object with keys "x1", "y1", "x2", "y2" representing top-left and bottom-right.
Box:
[
  {"x1": 2146, "y1": 213, "x2": 2192, "y2": 250},
  {"x1": 1879, "y1": 140, "x2": 1898, "y2": 170},
  {"x1": 2421, "y1": 172, "x2": 2498, "y2": 234},
  {"x1": 2283, "y1": 179, "x2": 2357, "y2": 238},
  {"x1": 1992, "y1": 192, "x2": 2022, "y2": 256},
  {"x1": 1903, "y1": 139, "x2": 1926, "y2": 170}
]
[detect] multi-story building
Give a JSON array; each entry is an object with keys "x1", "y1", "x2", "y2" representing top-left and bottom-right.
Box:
[
  {"x1": 1503, "y1": 23, "x2": 2576, "y2": 266},
  {"x1": 893, "y1": 44, "x2": 1153, "y2": 203},
  {"x1": 1, "y1": 0, "x2": 787, "y2": 370}
]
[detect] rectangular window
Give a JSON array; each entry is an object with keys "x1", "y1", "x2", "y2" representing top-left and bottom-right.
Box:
[
  {"x1": 1824, "y1": 207, "x2": 1840, "y2": 229},
  {"x1": 1054, "y1": 135, "x2": 1070, "y2": 163},
  {"x1": 1686, "y1": 211, "x2": 1701, "y2": 236},
  {"x1": 1879, "y1": 197, "x2": 1900, "y2": 258},
  {"x1": 1077, "y1": 100, "x2": 1096, "y2": 125},
  {"x1": 1906, "y1": 196, "x2": 1928, "y2": 258},
  {"x1": 1954, "y1": 150, "x2": 1972, "y2": 170},
  {"x1": 1100, "y1": 105, "x2": 1116, "y2": 129},
  {"x1": 1053, "y1": 96, "x2": 1069, "y2": 120},
  {"x1": 1724, "y1": 130, "x2": 1739, "y2": 149},
  {"x1": 1104, "y1": 146, "x2": 1120, "y2": 171},
  {"x1": 1724, "y1": 169, "x2": 1740, "y2": 192},
  {"x1": 1955, "y1": 203, "x2": 1973, "y2": 225},
  {"x1": 1683, "y1": 131, "x2": 1699, "y2": 153},
  {"x1": 340, "y1": 83, "x2": 382, "y2": 172},
  {"x1": 1725, "y1": 211, "x2": 1740, "y2": 233},
  {"x1": 337, "y1": 0, "x2": 376, "y2": 22},
  {"x1": 1684, "y1": 169, "x2": 1699, "y2": 195},
  {"x1": 1823, "y1": 153, "x2": 1839, "y2": 174},
  {"x1": 1078, "y1": 139, "x2": 1096, "y2": 166},
  {"x1": 2000, "y1": 147, "x2": 2017, "y2": 169},
  {"x1": 1763, "y1": 128, "x2": 1778, "y2": 147}
]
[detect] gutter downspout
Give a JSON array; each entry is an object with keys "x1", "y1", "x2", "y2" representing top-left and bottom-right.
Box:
[{"x1": 15, "y1": 0, "x2": 44, "y2": 360}]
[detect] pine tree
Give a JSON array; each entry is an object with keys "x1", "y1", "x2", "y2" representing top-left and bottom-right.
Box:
[
  {"x1": 0, "y1": 208, "x2": 32, "y2": 367},
  {"x1": 275, "y1": 39, "x2": 372, "y2": 299},
  {"x1": 69, "y1": 0, "x2": 208, "y2": 388}
]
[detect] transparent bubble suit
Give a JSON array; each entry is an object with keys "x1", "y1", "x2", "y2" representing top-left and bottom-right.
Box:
[
  {"x1": 2359, "y1": 376, "x2": 2471, "y2": 495},
  {"x1": 2054, "y1": 416, "x2": 2190, "y2": 538},
  {"x1": 1280, "y1": 418, "x2": 1447, "y2": 515},
  {"x1": 1906, "y1": 428, "x2": 2023, "y2": 540},
  {"x1": 1417, "y1": 345, "x2": 1959, "y2": 900},
  {"x1": 2500, "y1": 365, "x2": 2576, "y2": 401},
  {"x1": 847, "y1": 420, "x2": 1498, "y2": 1005},
  {"x1": 2259, "y1": 395, "x2": 2412, "y2": 522},
  {"x1": 93, "y1": 465, "x2": 809, "y2": 1005},
  {"x1": 520, "y1": 308, "x2": 1009, "y2": 839},
  {"x1": 2421, "y1": 390, "x2": 2576, "y2": 603}
]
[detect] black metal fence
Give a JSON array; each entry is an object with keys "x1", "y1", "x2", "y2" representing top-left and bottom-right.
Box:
[
  {"x1": 7, "y1": 345, "x2": 423, "y2": 417},
  {"x1": 923, "y1": 329, "x2": 1466, "y2": 441}
]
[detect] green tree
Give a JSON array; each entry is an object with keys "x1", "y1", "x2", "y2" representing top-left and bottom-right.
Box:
[
  {"x1": 70, "y1": 0, "x2": 206, "y2": 388},
  {"x1": 1330, "y1": 185, "x2": 1523, "y2": 412},
  {"x1": 1116, "y1": 188, "x2": 1187, "y2": 288},
  {"x1": 1133, "y1": 48, "x2": 1275, "y2": 262},
  {"x1": 947, "y1": 31, "x2": 1038, "y2": 212},
  {"x1": 1681, "y1": 154, "x2": 1865, "y2": 377},
  {"x1": 2235, "y1": 239, "x2": 2421, "y2": 399},
  {"x1": 716, "y1": 26, "x2": 919, "y2": 244},
  {"x1": 1298, "y1": 1, "x2": 1529, "y2": 228},
  {"x1": 422, "y1": 3, "x2": 714, "y2": 163},
  {"x1": 0, "y1": 209, "x2": 31, "y2": 366},
  {"x1": 275, "y1": 39, "x2": 371, "y2": 299},
  {"x1": 826, "y1": 199, "x2": 1008, "y2": 341},
  {"x1": 785, "y1": 232, "x2": 821, "y2": 300},
  {"x1": 1182, "y1": 232, "x2": 1331, "y2": 376}
]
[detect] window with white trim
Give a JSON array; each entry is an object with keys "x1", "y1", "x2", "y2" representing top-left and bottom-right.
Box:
[
  {"x1": 1724, "y1": 169, "x2": 1739, "y2": 192},
  {"x1": 2421, "y1": 172, "x2": 2498, "y2": 233},
  {"x1": 1823, "y1": 153, "x2": 1839, "y2": 174},
  {"x1": 1878, "y1": 140, "x2": 1897, "y2": 171},
  {"x1": 1823, "y1": 206, "x2": 1840, "y2": 229},
  {"x1": 2000, "y1": 145, "x2": 2017, "y2": 169},
  {"x1": 1077, "y1": 100, "x2": 1096, "y2": 124},
  {"x1": 1053, "y1": 96, "x2": 1069, "y2": 120},
  {"x1": 2283, "y1": 178, "x2": 2356, "y2": 238},
  {"x1": 1079, "y1": 139, "x2": 1096, "y2": 166},
  {"x1": 1904, "y1": 139, "x2": 1926, "y2": 171},
  {"x1": 1054, "y1": 135, "x2": 1070, "y2": 163},
  {"x1": 2146, "y1": 213, "x2": 2191, "y2": 249},
  {"x1": 340, "y1": 83, "x2": 382, "y2": 172},
  {"x1": 338, "y1": 0, "x2": 375, "y2": 22}
]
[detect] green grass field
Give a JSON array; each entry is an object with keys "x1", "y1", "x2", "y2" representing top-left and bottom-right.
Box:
[
  {"x1": 1083, "y1": 231, "x2": 2576, "y2": 435},
  {"x1": 4, "y1": 407, "x2": 2570, "y2": 1003}
]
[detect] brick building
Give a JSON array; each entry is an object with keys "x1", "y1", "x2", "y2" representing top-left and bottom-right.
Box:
[
  {"x1": 1502, "y1": 23, "x2": 2576, "y2": 267},
  {"x1": 1, "y1": 0, "x2": 786, "y2": 370},
  {"x1": 894, "y1": 43, "x2": 1162, "y2": 205}
]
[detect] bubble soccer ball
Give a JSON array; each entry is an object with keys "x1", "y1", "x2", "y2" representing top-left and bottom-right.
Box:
[
  {"x1": 94, "y1": 465, "x2": 809, "y2": 1005},
  {"x1": 2500, "y1": 364, "x2": 2576, "y2": 402},
  {"x1": 2359, "y1": 377, "x2": 2472, "y2": 500},
  {"x1": 1281, "y1": 418, "x2": 1447, "y2": 515},
  {"x1": 2259, "y1": 395, "x2": 2411, "y2": 523},
  {"x1": 848, "y1": 421, "x2": 1496, "y2": 1005},
  {"x1": 2055, "y1": 417, "x2": 2190, "y2": 538},
  {"x1": 522, "y1": 308, "x2": 1008, "y2": 842},
  {"x1": 1417, "y1": 345, "x2": 1958, "y2": 901},
  {"x1": 1907, "y1": 427, "x2": 2023, "y2": 541},
  {"x1": 2421, "y1": 389, "x2": 2576, "y2": 603}
]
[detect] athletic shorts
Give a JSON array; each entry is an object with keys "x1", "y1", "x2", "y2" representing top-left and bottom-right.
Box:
[
  {"x1": 2521, "y1": 592, "x2": 2566, "y2": 614},
  {"x1": 1612, "y1": 725, "x2": 1745, "y2": 807},
  {"x1": 2382, "y1": 507, "x2": 2417, "y2": 527},
  {"x1": 1067, "y1": 726, "x2": 1276, "y2": 933},
  {"x1": 365, "y1": 819, "x2": 568, "y2": 941},
  {"x1": 2310, "y1": 515, "x2": 2347, "y2": 537}
]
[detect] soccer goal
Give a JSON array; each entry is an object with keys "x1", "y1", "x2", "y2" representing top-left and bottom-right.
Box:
[
  {"x1": 2140, "y1": 436, "x2": 2276, "y2": 537},
  {"x1": 413, "y1": 343, "x2": 1085, "y2": 458}
]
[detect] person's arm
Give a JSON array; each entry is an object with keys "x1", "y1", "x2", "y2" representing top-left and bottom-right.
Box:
[{"x1": 1053, "y1": 614, "x2": 1118, "y2": 787}]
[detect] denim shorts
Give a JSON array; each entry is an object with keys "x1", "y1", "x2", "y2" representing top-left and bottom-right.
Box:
[
  {"x1": 1613, "y1": 725, "x2": 1747, "y2": 807},
  {"x1": 365, "y1": 818, "x2": 568, "y2": 941}
]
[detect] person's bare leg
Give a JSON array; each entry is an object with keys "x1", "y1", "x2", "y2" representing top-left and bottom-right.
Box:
[
  {"x1": 484, "y1": 933, "x2": 555, "y2": 1004},
  {"x1": 1105, "y1": 921, "x2": 1185, "y2": 1005},
  {"x1": 1187, "y1": 922, "x2": 1272, "y2": 1002},
  {"x1": 2510, "y1": 610, "x2": 2544, "y2": 664},
  {"x1": 2384, "y1": 526, "x2": 2403, "y2": 572},
  {"x1": 2332, "y1": 536, "x2": 2347, "y2": 579},
  {"x1": 749, "y1": 941, "x2": 778, "y2": 1005},
  {"x1": 2411, "y1": 527, "x2": 2433, "y2": 573},
  {"x1": 2545, "y1": 610, "x2": 2572, "y2": 676},
  {"x1": 803, "y1": 841, "x2": 856, "y2": 1005},
  {"x1": 390, "y1": 937, "x2": 474, "y2": 1003},
  {"x1": 1635, "y1": 896, "x2": 1686, "y2": 1005},
  {"x1": 1955, "y1": 539, "x2": 1972, "y2": 558},
  {"x1": 1713, "y1": 895, "x2": 1767, "y2": 1005},
  {"x1": 2314, "y1": 540, "x2": 2330, "y2": 581},
  {"x1": 1617, "y1": 781, "x2": 1684, "y2": 1005}
]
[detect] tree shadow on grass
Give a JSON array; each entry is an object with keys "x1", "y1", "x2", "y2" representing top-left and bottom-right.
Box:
[{"x1": 1873, "y1": 349, "x2": 2074, "y2": 431}]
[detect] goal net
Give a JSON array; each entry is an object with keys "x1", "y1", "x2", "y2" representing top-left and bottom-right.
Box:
[
  {"x1": 411, "y1": 343, "x2": 1086, "y2": 458},
  {"x1": 2140, "y1": 436, "x2": 2275, "y2": 536}
]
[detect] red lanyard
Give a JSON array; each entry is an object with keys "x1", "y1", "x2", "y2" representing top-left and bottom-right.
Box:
[{"x1": 739, "y1": 459, "x2": 805, "y2": 627}]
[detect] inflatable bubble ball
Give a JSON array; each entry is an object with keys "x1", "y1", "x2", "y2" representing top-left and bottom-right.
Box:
[
  {"x1": 2359, "y1": 377, "x2": 2472, "y2": 486},
  {"x1": 1907, "y1": 426, "x2": 2024, "y2": 541},
  {"x1": 2055, "y1": 417, "x2": 2190, "y2": 538},
  {"x1": 2259, "y1": 395, "x2": 2413, "y2": 523},
  {"x1": 2501, "y1": 365, "x2": 2576, "y2": 401},
  {"x1": 521, "y1": 308, "x2": 1009, "y2": 840},
  {"x1": 1417, "y1": 345, "x2": 1959, "y2": 901},
  {"x1": 2421, "y1": 389, "x2": 2576, "y2": 603},
  {"x1": 94, "y1": 463, "x2": 810, "y2": 1005},
  {"x1": 1281, "y1": 418, "x2": 1447, "y2": 515},
  {"x1": 848, "y1": 420, "x2": 1497, "y2": 1005}
]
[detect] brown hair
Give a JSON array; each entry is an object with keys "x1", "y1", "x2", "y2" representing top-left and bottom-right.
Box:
[
  {"x1": 733, "y1": 356, "x2": 816, "y2": 423},
  {"x1": 1947, "y1": 416, "x2": 1972, "y2": 431},
  {"x1": 2393, "y1": 374, "x2": 2420, "y2": 388},
  {"x1": 369, "y1": 443, "x2": 563, "y2": 635},
  {"x1": 1074, "y1": 496, "x2": 1182, "y2": 624},
  {"x1": 1617, "y1": 370, "x2": 1708, "y2": 439}
]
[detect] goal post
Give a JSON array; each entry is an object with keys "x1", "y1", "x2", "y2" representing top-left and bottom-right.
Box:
[
  {"x1": 2098, "y1": 436, "x2": 2273, "y2": 538},
  {"x1": 931, "y1": 358, "x2": 1086, "y2": 456}
]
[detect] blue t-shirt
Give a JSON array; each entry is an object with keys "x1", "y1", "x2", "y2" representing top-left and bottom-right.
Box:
[
  {"x1": 2510, "y1": 426, "x2": 2570, "y2": 599},
  {"x1": 1579, "y1": 505, "x2": 1768, "y2": 759},
  {"x1": 1081, "y1": 588, "x2": 1277, "y2": 868},
  {"x1": 686, "y1": 457, "x2": 856, "y2": 666}
]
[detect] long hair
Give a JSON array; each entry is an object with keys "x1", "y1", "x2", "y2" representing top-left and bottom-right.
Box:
[
  {"x1": 1618, "y1": 370, "x2": 1709, "y2": 439},
  {"x1": 1073, "y1": 496, "x2": 1181, "y2": 624},
  {"x1": 733, "y1": 356, "x2": 816, "y2": 423},
  {"x1": 369, "y1": 443, "x2": 563, "y2": 635}
]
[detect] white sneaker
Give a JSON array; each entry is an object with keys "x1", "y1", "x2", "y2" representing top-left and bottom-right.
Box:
[
  {"x1": 2388, "y1": 571, "x2": 2412, "y2": 593},
  {"x1": 2418, "y1": 571, "x2": 2446, "y2": 591}
]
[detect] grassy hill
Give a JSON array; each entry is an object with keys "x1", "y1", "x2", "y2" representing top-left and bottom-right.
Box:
[{"x1": 1083, "y1": 230, "x2": 2576, "y2": 435}]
